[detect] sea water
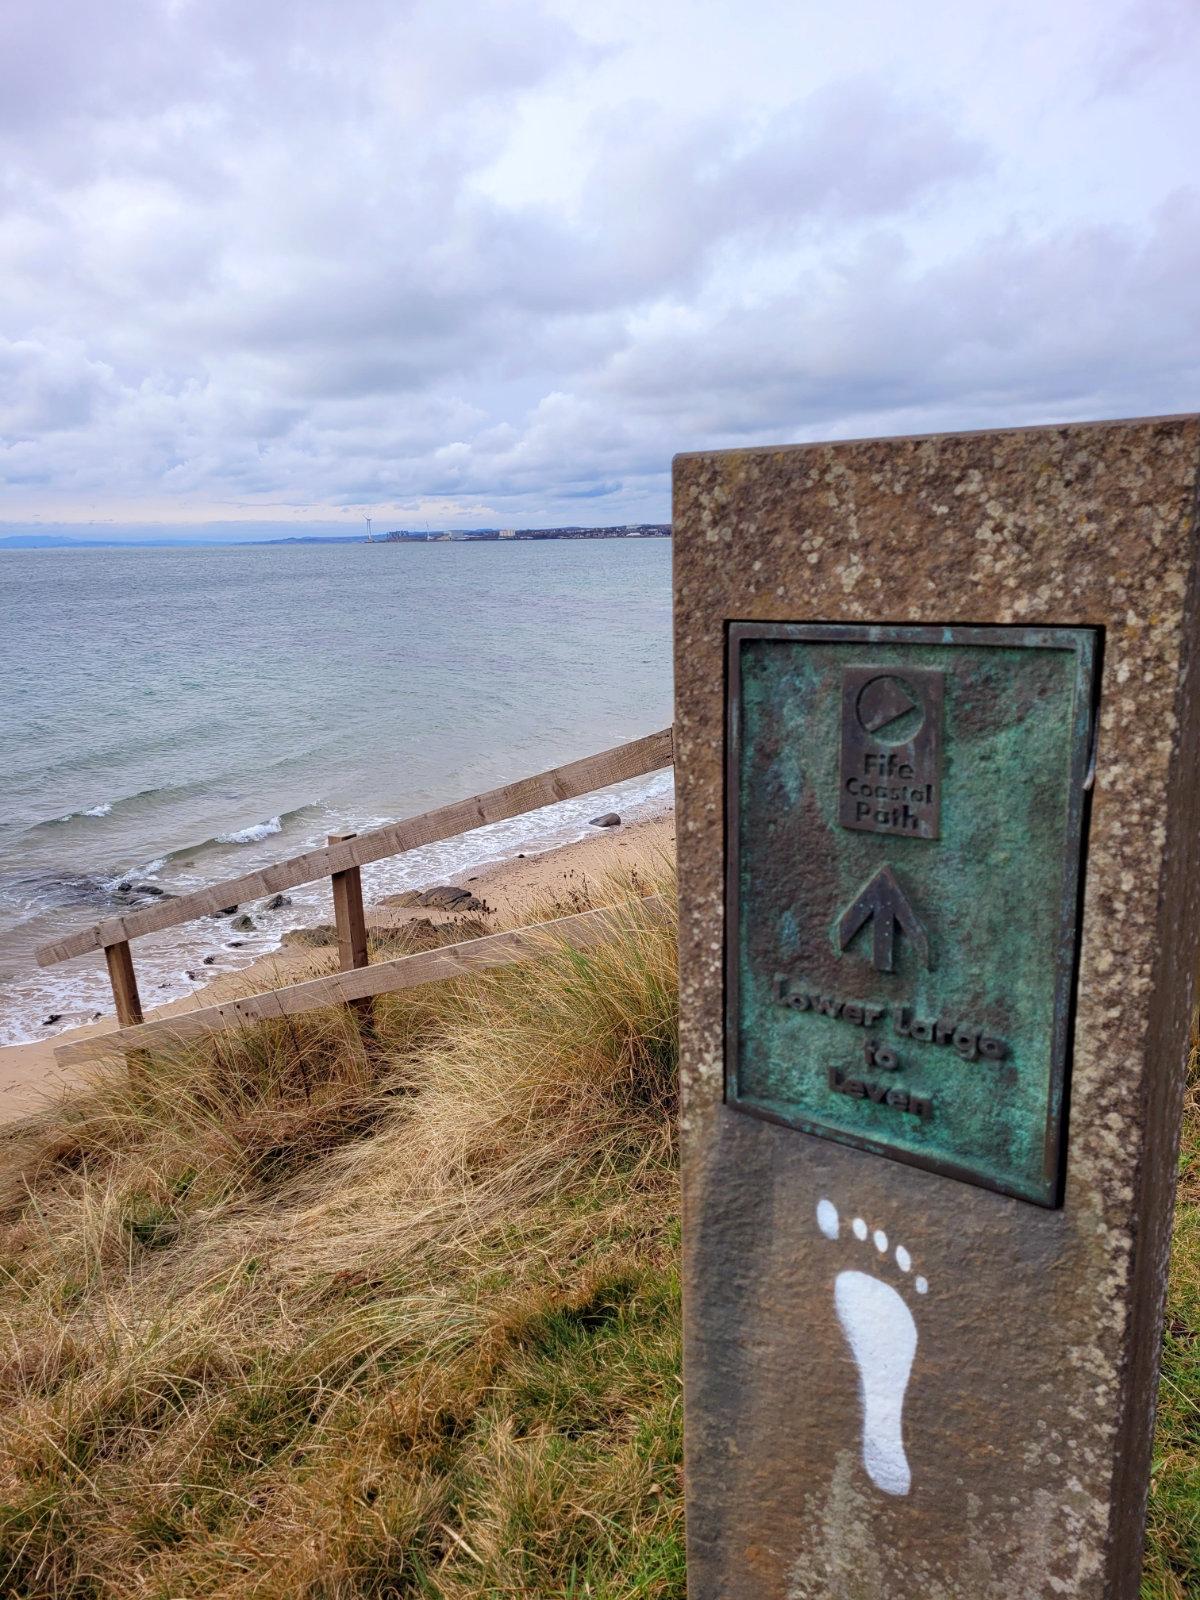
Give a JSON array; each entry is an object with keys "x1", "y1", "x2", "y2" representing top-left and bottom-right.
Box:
[{"x1": 0, "y1": 539, "x2": 673, "y2": 1043}]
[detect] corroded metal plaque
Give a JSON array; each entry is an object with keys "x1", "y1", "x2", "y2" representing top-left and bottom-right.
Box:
[{"x1": 726, "y1": 622, "x2": 1098, "y2": 1205}]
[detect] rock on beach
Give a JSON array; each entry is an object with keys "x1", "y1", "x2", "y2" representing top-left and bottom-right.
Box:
[{"x1": 379, "y1": 885, "x2": 487, "y2": 912}]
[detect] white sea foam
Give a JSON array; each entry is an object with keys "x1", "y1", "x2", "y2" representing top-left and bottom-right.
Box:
[
  {"x1": 55, "y1": 802, "x2": 114, "y2": 822},
  {"x1": 216, "y1": 817, "x2": 284, "y2": 845}
]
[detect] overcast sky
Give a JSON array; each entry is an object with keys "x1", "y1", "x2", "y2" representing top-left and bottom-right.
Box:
[{"x1": 1, "y1": 0, "x2": 1197, "y2": 537}]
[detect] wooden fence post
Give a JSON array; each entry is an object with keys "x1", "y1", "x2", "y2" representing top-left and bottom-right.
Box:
[
  {"x1": 328, "y1": 832, "x2": 372, "y2": 1023},
  {"x1": 104, "y1": 940, "x2": 143, "y2": 1027}
]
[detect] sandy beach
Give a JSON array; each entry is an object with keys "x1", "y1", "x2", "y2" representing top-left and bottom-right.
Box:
[{"x1": 0, "y1": 809, "x2": 675, "y2": 1126}]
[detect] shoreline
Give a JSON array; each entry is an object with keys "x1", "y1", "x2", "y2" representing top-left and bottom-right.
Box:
[
  {"x1": 0, "y1": 808, "x2": 675, "y2": 1126},
  {"x1": 0, "y1": 765, "x2": 675, "y2": 1049}
]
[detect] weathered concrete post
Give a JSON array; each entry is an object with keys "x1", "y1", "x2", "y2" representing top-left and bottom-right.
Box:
[{"x1": 673, "y1": 416, "x2": 1200, "y2": 1598}]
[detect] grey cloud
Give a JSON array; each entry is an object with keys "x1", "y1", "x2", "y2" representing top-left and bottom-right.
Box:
[
  {"x1": 0, "y1": 337, "x2": 119, "y2": 434},
  {"x1": 0, "y1": 0, "x2": 1195, "y2": 530},
  {"x1": 0, "y1": 0, "x2": 577, "y2": 142},
  {"x1": 1091, "y1": 0, "x2": 1198, "y2": 93},
  {"x1": 165, "y1": 75, "x2": 978, "y2": 403},
  {"x1": 583, "y1": 79, "x2": 987, "y2": 245},
  {"x1": 590, "y1": 201, "x2": 1200, "y2": 442}
]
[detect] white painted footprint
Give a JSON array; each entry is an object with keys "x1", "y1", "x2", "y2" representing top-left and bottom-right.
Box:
[{"x1": 816, "y1": 1197, "x2": 928, "y2": 1497}]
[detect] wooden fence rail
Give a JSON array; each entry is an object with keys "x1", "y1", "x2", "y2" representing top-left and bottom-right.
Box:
[
  {"x1": 36, "y1": 725, "x2": 674, "y2": 1042},
  {"x1": 54, "y1": 895, "x2": 669, "y2": 1067}
]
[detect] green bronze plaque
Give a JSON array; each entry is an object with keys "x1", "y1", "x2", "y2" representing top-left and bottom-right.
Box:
[{"x1": 725, "y1": 622, "x2": 1099, "y2": 1206}]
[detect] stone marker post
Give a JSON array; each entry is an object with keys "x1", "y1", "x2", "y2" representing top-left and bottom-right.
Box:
[{"x1": 673, "y1": 416, "x2": 1200, "y2": 1598}]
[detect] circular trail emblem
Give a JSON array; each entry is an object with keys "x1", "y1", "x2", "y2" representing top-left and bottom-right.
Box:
[{"x1": 856, "y1": 675, "x2": 924, "y2": 743}]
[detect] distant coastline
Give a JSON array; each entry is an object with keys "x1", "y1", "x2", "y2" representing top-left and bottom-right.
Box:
[{"x1": 0, "y1": 524, "x2": 672, "y2": 551}]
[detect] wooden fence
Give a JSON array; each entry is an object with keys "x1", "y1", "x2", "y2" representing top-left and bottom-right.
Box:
[
  {"x1": 39, "y1": 727, "x2": 675, "y2": 1064},
  {"x1": 55, "y1": 896, "x2": 669, "y2": 1066}
]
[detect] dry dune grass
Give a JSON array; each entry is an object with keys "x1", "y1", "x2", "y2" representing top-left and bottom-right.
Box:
[
  {"x1": 1144, "y1": 1044, "x2": 1200, "y2": 1600},
  {"x1": 0, "y1": 865, "x2": 1195, "y2": 1598},
  {"x1": 0, "y1": 873, "x2": 682, "y2": 1598}
]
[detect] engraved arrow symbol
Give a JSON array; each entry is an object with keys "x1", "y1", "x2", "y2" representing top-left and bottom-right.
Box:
[{"x1": 836, "y1": 865, "x2": 930, "y2": 973}]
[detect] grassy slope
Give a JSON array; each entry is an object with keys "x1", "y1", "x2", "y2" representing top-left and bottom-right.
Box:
[{"x1": 0, "y1": 880, "x2": 1193, "y2": 1599}]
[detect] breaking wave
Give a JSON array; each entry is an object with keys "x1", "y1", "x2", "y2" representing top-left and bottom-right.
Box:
[
  {"x1": 155, "y1": 806, "x2": 319, "y2": 869},
  {"x1": 46, "y1": 800, "x2": 115, "y2": 823},
  {"x1": 216, "y1": 817, "x2": 284, "y2": 846}
]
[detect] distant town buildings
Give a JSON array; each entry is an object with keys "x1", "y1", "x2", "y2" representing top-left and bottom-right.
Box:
[{"x1": 378, "y1": 525, "x2": 670, "y2": 543}]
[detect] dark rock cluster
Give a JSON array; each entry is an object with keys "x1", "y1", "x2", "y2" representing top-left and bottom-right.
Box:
[{"x1": 380, "y1": 884, "x2": 488, "y2": 912}]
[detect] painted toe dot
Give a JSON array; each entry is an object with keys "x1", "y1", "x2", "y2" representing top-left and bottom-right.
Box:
[
  {"x1": 816, "y1": 1199, "x2": 839, "y2": 1240},
  {"x1": 852, "y1": 1217, "x2": 868, "y2": 1241},
  {"x1": 915, "y1": 1276, "x2": 928, "y2": 1295},
  {"x1": 873, "y1": 1229, "x2": 888, "y2": 1253},
  {"x1": 895, "y1": 1245, "x2": 912, "y2": 1272}
]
